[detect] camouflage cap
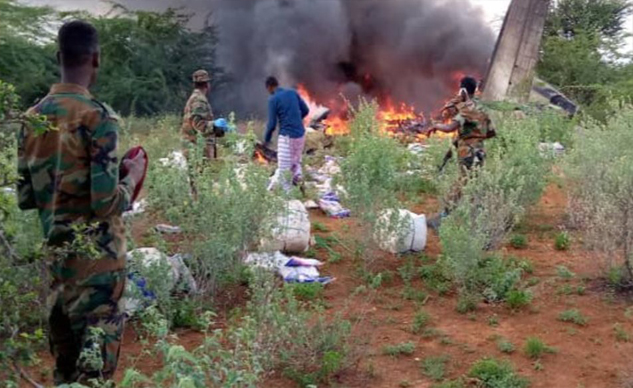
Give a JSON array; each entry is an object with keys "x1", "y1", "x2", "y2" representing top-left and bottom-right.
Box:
[{"x1": 192, "y1": 70, "x2": 211, "y2": 83}]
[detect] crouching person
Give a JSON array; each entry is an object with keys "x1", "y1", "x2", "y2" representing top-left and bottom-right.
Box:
[{"x1": 263, "y1": 76, "x2": 310, "y2": 193}]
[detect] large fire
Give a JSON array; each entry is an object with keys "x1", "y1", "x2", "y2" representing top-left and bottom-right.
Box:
[{"x1": 297, "y1": 84, "x2": 455, "y2": 142}]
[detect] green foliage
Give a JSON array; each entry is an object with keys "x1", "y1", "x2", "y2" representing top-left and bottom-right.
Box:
[
  {"x1": 382, "y1": 342, "x2": 416, "y2": 357},
  {"x1": 554, "y1": 232, "x2": 571, "y2": 251},
  {"x1": 524, "y1": 337, "x2": 556, "y2": 360},
  {"x1": 288, "y1": 283, "x2": 324, "y2": 303},
  {"x1": 422, "y1": 355, "x2": 450, "y2": 382},
  {"x1": 468, "y1": 358, "x2": 530, "y2": 388},
  {"x1": 556, "y1": 265, "x2": 575, "y2": 279},
  {"x1": 506, "y1": 290, "x2": 533, "y2": 310},
  {"x1": 614, "y1": 323, "x2": 630, "y2": 342},
  {"x1": 510, "y1": 234, "x2": 528, "y2": 249},
  {"x1": 565, "y1": 105, "x2": 633, "y2": 283},
  {"x1": 497, "y1": 338, "x2": 516, "y2": 354},
  {"x1": 432, "y1": 380, "x2": 466, "y2": 388},
  {"x1": 545, "y1": 0, "x2": 632, "y2": 39},
  {"x1": 0, "y1": 1, "x2": 223, "y2": 116},
  {"x1": 456, "y1": 294, "x2": 479, "y2": 314},
  {"x1": 411, "y1": 310, "x2": 432, "y2": 334},
  {"x1": 559, "y1": 309, "x2": 589, "y2": 326},
  {"x1": 438, "y1": 115, "x2": 550, "y2": 301}
]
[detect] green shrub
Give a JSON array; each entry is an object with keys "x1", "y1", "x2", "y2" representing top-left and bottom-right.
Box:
[
  {"x1": 554, "y1": 232, "x2": 571, "y2": 251},
  {"x1": 422, "y1": 355, "x2": 450, "y2": 381},
  {"x1": 510, "y1": 234, "x2": 529, "y2": 249},
  {"x1": 614, "y1": 323, "x2": 630, "y2": 342},
  {"x1": 383, "y1": 342, "x2": 416, "y2": 357},
  {"x1": 411, "y1": 310, "x2": 432, "y2": 334},
  {"x1": 559, "y1": 309, "x2": 588, "y2": 326},
  {"x1": 468, "y1": 358, "x2": 530, "y2": 388},
  {"x1": 289, "y1": 283, "x2": 324, "y2": 302},
  {"x1": 565, "y1": 104, "x2": 633, "y2": 282},
  {"x1": 506, "y1": 289, "x2": 533, "y2": 310},
  {"x1": 497, "y1": 338, "x2": 516, "y2": 354},
  {"x1": 524, "y1": 337, "x2": 556, "y2": 359},
  {"x1": 432, "y1": 380, "x2": 466, "y2": 388},
  {"x1": 556, "y1": 265, "x2": 575, "y2": 280},
  {"x1": 456, "y1": 294, "x2": 479, "y2": 314}
]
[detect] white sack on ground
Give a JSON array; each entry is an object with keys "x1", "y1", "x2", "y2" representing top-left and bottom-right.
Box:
[
  {"x1": 124, "y1": 248, "x2": 198, "y2": 316},
  {"x1": 374, "y1": 210, "x2": 427, "y2": 254},
  {"x1": 261, "y1": 200, "x2": 311, "y2": 254}
]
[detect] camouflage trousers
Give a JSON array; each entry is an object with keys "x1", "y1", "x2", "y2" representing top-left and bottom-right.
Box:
[
  {"x1": 446, "y1": 139, "x2": 486, "y2": 209},
  {"x1": 183, "y1": 137, "x2": 216, "y2": 197},
  {"x1": 48, "y1": 270, "x2": 126, "y2": 387}
]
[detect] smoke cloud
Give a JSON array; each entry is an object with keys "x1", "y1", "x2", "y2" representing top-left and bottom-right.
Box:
[{"x1": 113, "y1": 0, "x2": 496, "y2": 116}]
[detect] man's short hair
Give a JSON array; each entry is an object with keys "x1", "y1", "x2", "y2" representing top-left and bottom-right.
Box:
[
  {"x1": 265, "y1": 76, "x2": 279, "y2": 88},
  {"x1": 58, "y1": 20, "x2": 99, "y2": 68},
  {"x1": 460, "y1": 76, "x2": 478, "y2": 96}
]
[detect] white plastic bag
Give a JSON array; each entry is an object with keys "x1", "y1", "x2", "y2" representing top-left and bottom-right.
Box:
[
  {"x1": 262, "y1": 200, "x2": 311, "y2": 254},
  {"x1": 375, "y1": 210, "x2": 427, "y2": 254}
]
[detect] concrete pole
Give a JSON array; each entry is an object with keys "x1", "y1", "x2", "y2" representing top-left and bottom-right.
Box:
[{"x1": 482, "y1": 0, "x2": 551, "y2": 102}]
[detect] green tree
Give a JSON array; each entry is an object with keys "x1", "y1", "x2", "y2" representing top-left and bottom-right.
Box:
[{"x1": 545, "y1": 0, "x2": 632, "y2": 39}]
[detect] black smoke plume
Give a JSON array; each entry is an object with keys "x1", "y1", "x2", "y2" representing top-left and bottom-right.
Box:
[{"x1": 116, "y1": 0, "x2": 496, "y2": 116}]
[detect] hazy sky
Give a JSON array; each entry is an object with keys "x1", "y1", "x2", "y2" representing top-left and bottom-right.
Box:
[{"x1": 24, "y1": 0, "x2": 633, "y2": 52}]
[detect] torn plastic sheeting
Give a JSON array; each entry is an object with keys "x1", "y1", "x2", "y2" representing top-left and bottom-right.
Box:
[
  {"x1": 538, "y1": 142, "x2": 565, "y2": 156},
  {"x1": 407, "y1": 143, "x2": 429, "y2": 156},
  {"x1": 245, "y1": 251, "x2": 333, "y2": 284},
  {"x1": 155, "y1": 224, "x2": 182, "y2": 234}
]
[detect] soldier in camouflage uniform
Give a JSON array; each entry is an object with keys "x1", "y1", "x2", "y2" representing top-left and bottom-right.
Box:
[
  {"x1": 17, "y1": 21, "x2": 147, "y2": 386},
  {"x1": 428, "y1": 76, "x2": 496, "y2": 229},
  {"x1": 181, "y1": 70, "x2": 215, "y2": 197},
  {"x1": 181, "y1": 69, "x2": 215, "y2": 160}
]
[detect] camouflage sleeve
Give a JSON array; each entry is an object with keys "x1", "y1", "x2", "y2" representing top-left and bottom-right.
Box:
[
  {"x1": 16, "y1": 125, "x2": 36, "y2": 210},
  {"x1": 90, "y1": 117, "x2": 134, "y2": 217},
  {"x1": 190, "y1": 100, "x2": 213, "y2": 136}
]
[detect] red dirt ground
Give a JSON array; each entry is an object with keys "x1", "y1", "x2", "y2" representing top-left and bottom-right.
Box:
[{"x1": 27, "y1": 183, "x2": 633, "y2": 388}]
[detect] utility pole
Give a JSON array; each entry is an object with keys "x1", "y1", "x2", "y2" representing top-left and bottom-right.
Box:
[{"x1": 482, "y1": 0, "x2": 551, "y2": 102}]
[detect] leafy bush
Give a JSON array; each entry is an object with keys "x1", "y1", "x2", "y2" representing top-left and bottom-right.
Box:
[
  {"x1": 506, "y1": 289, "x2": 533, "y2": 310},
  {"x1": 289, "y1": 283, "x2": 324, "y2": 303},
  {"x1": 468, "y1": 358, "x2": 530, "y2": 388},
  {"x1": 559, "y1": 309, "x2": 588, "y2": 326},
  {"x1": 556, "y1": 265, "x2": 575, "y2": 280},
  {"x1": 438, "y1": 113, "x2": 550, "y2": 301},
  {"x1": 565, "y1": 105, "x2": 633, "y2": 283},
  {"x1": 510, "y1": 234, "x2": 528, "y2": 249},
  {"x1": 422, "y1": 355, "x2": 450, "y2": 382},
  {"x1": 524, "y1": 337, "x2": 556, "y2": 359},
  {"x1": 554, "y1": 232, "x2": 571, "y2": 251},
  {"x1": 383, "y1": 342, "x2": 416, "y2": 357},
  {"x1": 411, "y1": 310, "x2": 432, "y2": 334},
  {"x1": 497, "y1": 338, "x2": 516, "y2": 354}
]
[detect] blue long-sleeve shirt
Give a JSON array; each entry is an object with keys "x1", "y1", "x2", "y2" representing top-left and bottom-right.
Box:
[{"x1": 264, "y1": 87, "x2": 309, "y2": 143}]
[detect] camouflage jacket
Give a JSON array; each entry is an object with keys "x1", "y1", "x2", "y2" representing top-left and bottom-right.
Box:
[
  {"x1": 17, "y1": 83, "x2": 135, "y2": 280},
  {"x1": 181, "y1": 89, "x2": 214, "y2": 143},
  {"x1": 442, "y1": 95, "x2": 493, "y2": 141}
]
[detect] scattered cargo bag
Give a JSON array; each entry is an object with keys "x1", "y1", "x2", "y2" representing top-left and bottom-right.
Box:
[
  {"x1": 262, "y1": 200, "x2": 311, "y2": 254},
  {"x1": 375, "y1": 210, "x2": 427, "y2": 254}
]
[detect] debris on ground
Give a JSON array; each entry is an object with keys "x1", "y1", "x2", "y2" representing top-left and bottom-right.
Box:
[
  {"x1": 124, "y1": 248, "x2": 198, "y2": 316},
  {"x1": 539, "y1": 142, "x2": 565, "y2": 157},
  {"x1": 303, "y1": 200, "x2": 320, "y2": 210},
  {"x1": 305, "y1": 156, "x2": 351, "y2": 219},
  {"x1": 245, "y1": 251, "x2": 334, "y2": 284},
  {"x1": 261, "y1": 200, "x2": 312, "y2": 254},
  {"x1": 123, "y1": 199, "x2": 147, "y2": 218},
  {"x1": 375, "y1": 209, "x2": 427, "y2": 254},
  {"x1": 158, "y1": 150, "x2": 187, "y2": 171},
  {"x1": 155, "y1": 224, "x2": 182, "y2": 234},
  {"x1": 407, "y1": 143, "x2": 428, "y2": 156}
]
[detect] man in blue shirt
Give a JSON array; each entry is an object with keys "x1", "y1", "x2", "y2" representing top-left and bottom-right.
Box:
[{"x1": 263, "y1": 76, "x2": 310, "y2": 192}]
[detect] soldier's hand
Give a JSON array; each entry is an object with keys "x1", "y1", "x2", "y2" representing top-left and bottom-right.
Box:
[{"x1": 123, "y1": 149, "x2": 147, "y2": 186}]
